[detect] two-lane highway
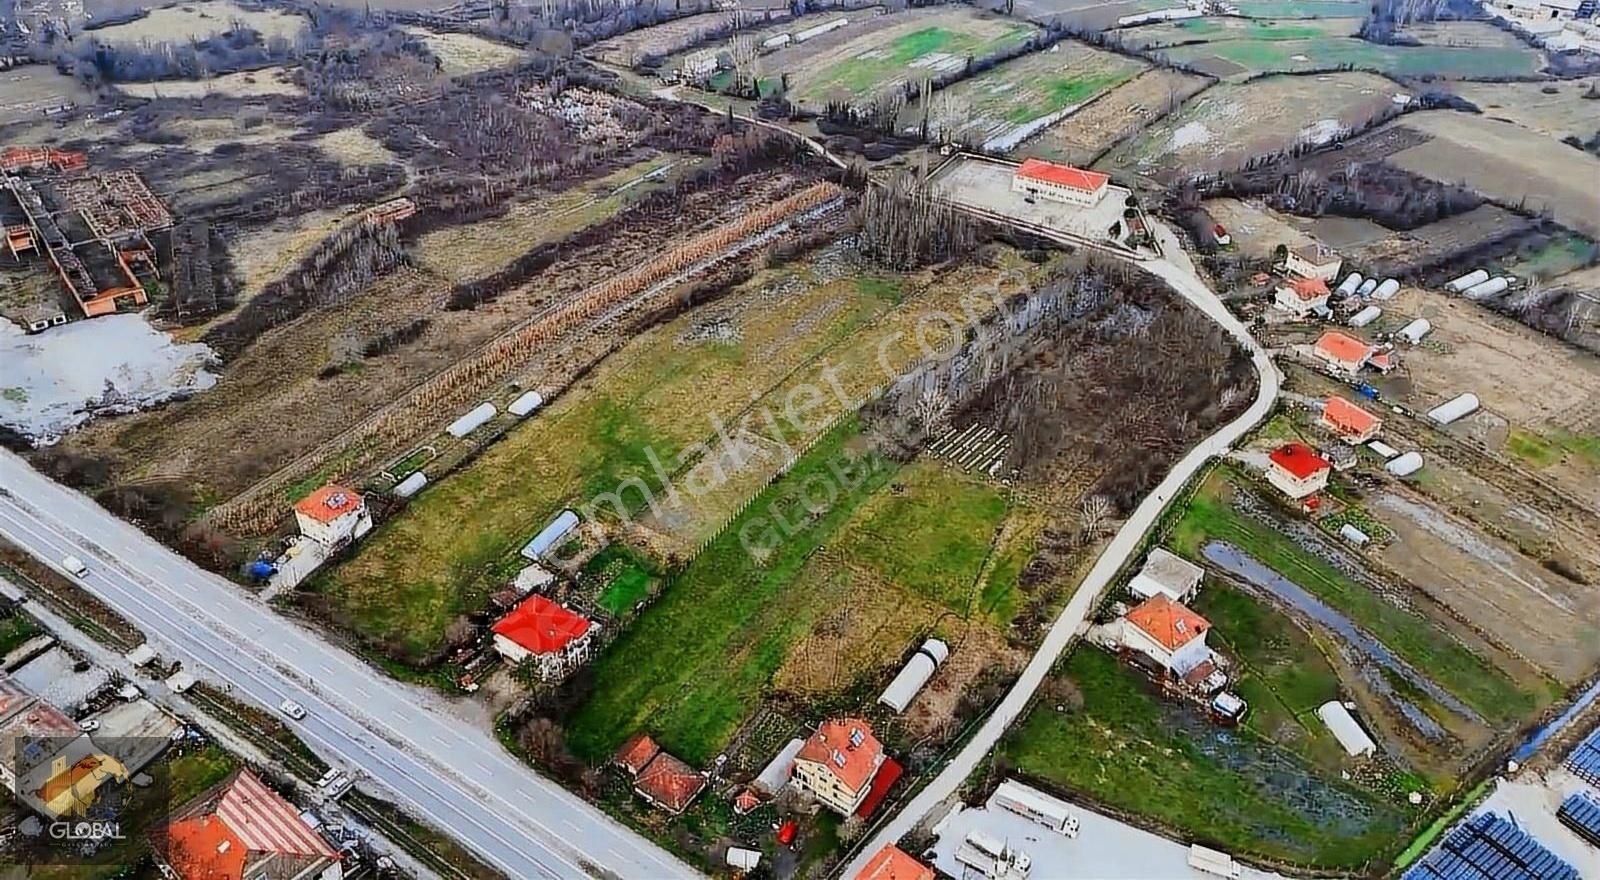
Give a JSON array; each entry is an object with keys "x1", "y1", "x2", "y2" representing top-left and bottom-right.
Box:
[{"x1": 0, "y1": 450, "x2": 698, "y2": 880}]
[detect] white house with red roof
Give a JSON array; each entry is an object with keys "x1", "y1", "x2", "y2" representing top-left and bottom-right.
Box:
[
  {"x1": 1320, "y1": 396, "x2": 1382, "y2": 443},
  {"x1": 1311, "y1": 330, "x2": 1375, "y2": 375},
  {"x1": 156, "y1": 769, "x2": 341, "y2": 880},
  {"x1": 491, "y1": 595, "x2": 597, "y2": 681},
  {"x1": 1011, "y1": 158, "x2": 1110, "y2": 207},
  {"x1": 292, "y1": 485, "x2": 372, "y2": 549},
  {"x1": 792, "y1": 718, "x2": 887, "y2": 815},
  {"x1": 1274, "y1": 276, "x2": 1330, "y2": 316},
  {"x1": 1120, "y1": 594, "x2": 1213, "y2": 677},
  {"x1": 1267, "y1": 442, "x2": 1332, "y2": 499}
]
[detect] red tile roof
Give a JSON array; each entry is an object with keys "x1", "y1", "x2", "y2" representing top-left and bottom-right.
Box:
[
  {"x1": 492, "y1": 595, "x2": 591, "y2": 655},
  {"x1": 1270, "y1": 442, "x2": 1332, "y2": 481},
  {"x1": 164, "y1": 770, "x2": 336, "y2": 880},
  {"x1": 293, "y1": 485, "x2": 363, "y2": 524},
  {"x1": 1313, "y1": 331, "x2": 1373, "y2": 366},
  {"x1": 615, "y1": 733, "x2": 660, "y2": 775},
  {"x1": 1285, "y1": 276, "x2": 1329, "y2": 300},
  {"x1": 796, "y1": 718, "x2": 884, "y2": 793},
  {"x1": 634, "y1": 752, "x2": 705, "y2": 814},
  {"x1": 1322, "y1": 396, "x2": 1380, "y2": 439},
  {"x1": 733, "y1": 788, "x2": 762, "y2": 814},
  {"x1": 1125, "y1": 594, "x2": 1210, "y2": 651},
  {"x1": 855, "y1": 844, "x2": 935, "y2": 880},
  {"x1": 1015, "y1": 158, "x2": 1109, "y2": 193}
]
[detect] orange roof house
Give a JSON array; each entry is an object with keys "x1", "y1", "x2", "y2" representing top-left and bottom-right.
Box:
[
  {"x1": 1267, "y1": 441, "x2": 1332, "y2": 500},
  {"x1": 855, "y1": 844, "x2": 936, "y2": 880},
  {"x1": 1312, "y1": 330, "x2": 1374, "y2": 374},
  {"x1": 634, "y1": 752, "x2": 706, "y2": 814},
  {"x1": 293, "y1": 485, "x2": 363, "y2": 524},
  {"x1": 491, "y1": 595, "x2": 597, "y2": 681},
  {"x1": 614, "y1": 733, "x2": 661, "y2": 776},
  {"x1": 1274, "y1": 275, "x2": 1332, "y2": 315},
  {"x1": 791, "y1": 718, "x2": 888, "y2": 815},
  {"x1": 1012, "y1": 158, "x2": 1111, "y2": 206},
  {"x1": 1320, "y1": 396, "x2": 1382, "y2": 443},
  {"x1": 1121, "y1": 594, "x2": 1215, "y2": 676},
  {"x1": 291, "y1": 483, "x2": 372, "y2": 549},
  {"x1": 156, "y1": 770, "x2": 338, "y2": 880}
]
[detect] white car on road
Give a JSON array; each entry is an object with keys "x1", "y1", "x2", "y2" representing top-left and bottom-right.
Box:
[
  {"x1": 62, "y1": 555, "x2": 88, "y2": 577},
  {"x1": 279, "y1": 699, "x2": 307, "y2": 720}
]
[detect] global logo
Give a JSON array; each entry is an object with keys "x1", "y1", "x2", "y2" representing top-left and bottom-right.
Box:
[{"x1": 48, "y1": 821, "x2": 124, "y2": 842}]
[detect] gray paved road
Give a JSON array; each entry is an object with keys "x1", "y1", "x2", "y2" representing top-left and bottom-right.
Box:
[
  {"x1": 843, "y1": 220, "x2": 1283, "y2": 877},
  {"x1": 0, "y1": 452, "x2": 698, "y2": 880}
]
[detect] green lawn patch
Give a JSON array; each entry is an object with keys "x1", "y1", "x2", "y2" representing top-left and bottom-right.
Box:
[
  {"x1": 796, "y1": 19, "x2": 1037, "y2": 106},
  {"x1": 565, "y1": 417, "x2": 899, "y2": 765},
  {"x1": 585, "y1": 543, "x2": 659, "y2": 615},
  {"x1": 1169, "y1": 474, "x2": 1538, "y2": 724},
  {"x1": 834, "y1": 460, "x2": 1008, "y2": 613},
  {"x1": 1507, "y1": 427, "x2": 1600, "y2": 469},
  {"x1": 1005, "y1": 649, "x2": 1410, "y2": 869},
  {"x1": 0, "y1": 612, "x2": 42, "y2": 656},
  {"x1": 1233, "y1": 0, "x2": 1369, "y2": 15}
]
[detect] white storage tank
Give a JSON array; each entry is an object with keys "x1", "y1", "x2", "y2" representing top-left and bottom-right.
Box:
[
  {"x1": 1464, "y1": 276, "x2": 1509, "y2": 299},
  {"x1": 1372, "y1": 279, "x2": 1400, "y2": 300},
  {"x1": 879, "y1": 638, "x2": 950, "y2": 713},
  {"x1": 1356, "y1": 278, "x2": 1378, "y2": 297},
  {"x1": 446, "y1": 402, "x2": 497, "y2": 438},
  {"x1": 394, "y1": 471, "x2": 428, "y2": 498},
  {"x1": 1397, "y1": 318, "x2": 1431, "y2": 344},
  {"x1": 1386, "y1": 451, "x2": 1424, "y2": 476},
  {"x1": 508, "y1": 390, "x2": 545, "y2": 418},
  {"x1": 1446, "y1": 268, "x2": 1488, "y2": 293},
  {"x1": 1336, "y1": 273, "x2": 1364, "y2": 297},
  {"x1": 1427, "y1": 393, "x2": 1480, "y2": 425},
  {"x1": 1348, "y1": 305, "x2": 1382, "y2": 328}
]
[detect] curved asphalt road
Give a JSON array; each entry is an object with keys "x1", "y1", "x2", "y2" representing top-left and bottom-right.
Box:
[
  {"x1": 842, "y1": 221, "x2": 1283, "y2": 877},
  {"x1": 0, "y1": 453, "x2": 698, "y2": 880}
]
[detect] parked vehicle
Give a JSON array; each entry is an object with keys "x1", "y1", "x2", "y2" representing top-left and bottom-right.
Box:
[{"x1": 279, "y1": 699, "x2": 307, "y2": 720}]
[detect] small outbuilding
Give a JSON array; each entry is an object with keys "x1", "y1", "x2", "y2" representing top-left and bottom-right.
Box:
[
  {"x1": 1386, "y1": 451, "x2": 1424, "y2": 477},
  {"x1": 446, "y1": 401, "x2": 497, "y2": 438},
  {"x1": 1317, "y1": 701, "x2": 1377, "y2": 757},
  {"x1": 1129, "y1": 547, "x2": 1204, "y2": 603},
  {"x1": 1427, "y1": 393, "x2": 1480, "y2": 425},
  {"x1": 508, "y1": 390, "x2": 545, "y2": 418},
  {"x1": 393, "y1": 471, "x2": 428, "y2": 498},
  {"x1": 878, "y1": 638, "x2": 950, "y2": 713},
  {"x1": 521, "y1": 510, "x2": 581, "y2": 560},
  {"x1": 1397, "y1": 318, "x2": 1431, "y2": 344},
  {"x1": 634, "y1": 752, "x2": 706, "y2": 815}
]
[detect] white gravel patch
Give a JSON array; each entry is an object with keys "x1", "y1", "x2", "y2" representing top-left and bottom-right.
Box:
[{"x1": 0, "y1": 315, "x2": 217, "y2": 443}]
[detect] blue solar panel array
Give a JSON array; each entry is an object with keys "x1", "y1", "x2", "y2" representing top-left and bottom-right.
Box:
[
  {"x1": 1403, "y1": 813, "x2": 1579, "y2": 880},
  {"x1": 1557, "y1": 792, "x2": 1600, "y2": 847},
  {"x1": 1568, "y1": 725, "x2": 1600, "y2": 787}
]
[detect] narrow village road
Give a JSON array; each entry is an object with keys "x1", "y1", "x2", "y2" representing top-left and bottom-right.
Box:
[{"x1": 842, "y1": 219, "x2": 1283, "y2": 876}]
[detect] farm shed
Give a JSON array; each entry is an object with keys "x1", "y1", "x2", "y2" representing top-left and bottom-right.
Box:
[
  {"x1": 1348, "y1": 305, "x2": 1381, "y2": 328},
  {"x1": 879, "y1": 638, "x2": 950, "y2": 713},
  {"x1": 1317, "y1": 701, "x2": 1377, "y2": 757},
  {"x1": 795, "y1": 17, "x2": 848, "y2": 41},
  {"x1": 726, "y1": 847, "x2": 761, "y2": 872},
  {"x1": 508, "y1": 390, "x2": 544, "y2": 417},
  {"x1": 1336, "y1": 273, "x2": 1364, "y2": 297},
  {"x1": 1427, "y1": 393, "x2": 1480, "y2": 425},
  {"x1": 514, "y1": 563, "x2": 555, "y2": 594},
  {"x1": 1386, "y1": 452, "x2": 1424, "y2": 476},
  {"x1": 521, "y1": 509, "x2": 580, "y2": 559},
  {"x1": 1397, "y1": 318, "x2": 1431, "y2": 344},
  {"x1": 1129, "y1": 547, "x2": 1204, "y2": 602},
  {"x1": 1372, "y1": 279, "x2": 1400, "y2": 300},
  {"x1": 1340, "y1": 524, "x2": 1370, "y2": 546},
  {"x1": 1368, "y1": 440, "x2": 1399, "y2": 459},
  {"x1": 1464, "y1": 276, "x2": 1510, "y2": 299},
  {"x1": 1446, "y1": 269, "x2": 1489, "y2": 293},
  {"x1": 393, "y1": 471, "x2": 427, "y2": 498},
  {"x1": 754, "y1": 738, "x2": 805, "y2": 793},
  {"x1": 446, "y1": 401, "x2": 497, "y2": 438},
  {"x1": 1356, "y1": 278, "x2": 1378, "y2": 298}
]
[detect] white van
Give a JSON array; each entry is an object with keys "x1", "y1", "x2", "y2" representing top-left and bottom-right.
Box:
[{"x1": 62, "y1": 555, "x2": 88, "y2": 577}]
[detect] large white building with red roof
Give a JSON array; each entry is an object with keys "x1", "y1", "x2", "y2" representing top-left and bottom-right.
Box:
[
  {"x1": 491, "y1": 595, "x2": 598, "y2": 681},
  {"x1": 1011, "y1": 158, "x2": 1110, "y2": 207},
  {"x1": 792, "y1": 718, "x2": 887, "y2": 815},
  {"x1": 1267, "y1": 441, "x2": 1332, "y2": 499},
  {"x1": 156, "y1": 769, "x2": 341, "y2": 880},
  {"x1": 292, "y1": 484, "x2": 372, "y2": 549}
]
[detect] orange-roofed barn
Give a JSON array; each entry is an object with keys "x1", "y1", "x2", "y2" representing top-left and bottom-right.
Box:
[
  {"x1": 792, "y1": 718, "x2": 887, "y2": 815},
  {"x1": 155, "y1": 769, "x2": 340, "y2": 880},
  {"x1": 614, "y1": 733, "x2": 661, "y2": 776},
  {"x1": 1121, "y1": 594, "x2": 1212, "y2": 676},
  {"x1": 1320, "y1": 396, "x2": 1382, "y2": 443},
  {"x1": 1011, "y1": 158, "x2": 1110, "y2": 207},
  {"x1": 856, "y1": 844, "x2": 935, "y2": 880},
  {"x1": 292, "y1": 485, "x2": 372, "y2": 549},
  {"x1": 1312, "y1": 331, "x2": 1374, "y2": 374},
  {"x1": 633, "y1": 752, "x2": 706, "y2": 815},
  {"x1": 1274, "y1": 275, "x2": 1330, "y2": 316},
  {"x1": 1267, "y1": 442, "x2": 1332, "y2": 499},
  {"x1": 491, "y1": 595, "x2": 597, "y2": 682}
]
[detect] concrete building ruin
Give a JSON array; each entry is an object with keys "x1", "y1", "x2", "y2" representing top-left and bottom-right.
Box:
[{"x1": 0, "y1": 147, "x2": 171, "y2": 332}]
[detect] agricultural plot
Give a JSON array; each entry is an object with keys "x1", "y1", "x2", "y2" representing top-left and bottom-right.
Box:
[
  {"x1": 775, "y1": 8, "x2": 1039, "y2": 110},
  {"x1": 402, "y1": 28, "x2": 527, "y2": 77},
  {"x1": 584, "y1": 11, "x2": 742, "y2": 67},
  {"x1": 1384, "y1": 112, "x2": 1600, "y2": 237},
  {"x1": 1105, "y1": 72, "x2": 1399, "y2": 180},
  {"x1": 1447, "y1": 77, "x2": 1600, "y2": 143},
  {"x1": 116, "y1": 67, "x2": 306, "y2": 99},
  {"x1": 977, "y1": 0, "x2": 1178, "y2": 31},
  {"x1": 1135, "y1": 21, "x2": 1544, "y2": 79},
  {"x1": 0, "y1": 64, "x2": 96, "y2": 125},
  {"x1": 1230, "y1": 0, "x2": 1368, "y2": 16},
  {"x1": 1004, "y1": 648, "x2": 1412, "y2": 869},
  {"x1": 89, "y1": 0, "x2": 309, "y2": 44},
  {"x1": 1021, "y1": 67, "x2": 1211, "y2": 166},
  {"x1": 918, "y1": 40, "x2": 1145, "y2": 151},
  {"x1": 1351, "y1": 204, "x2": 1535, "y2": 276}
]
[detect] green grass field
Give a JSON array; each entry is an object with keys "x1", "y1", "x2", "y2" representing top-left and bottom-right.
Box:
[
  {"x1": 584, "y1": 543, "x2": 659, "y2": 615},
  {"x1": 566, "y1": 418, "x2": 899, "y2": 765},
  {"x1": 793, "y1": 19, "x2": 1037, "y2": 107},
  {"x1": 1232, "y1": 0, "x2": 1369, "y2": 16},
  {"x1": 1168, "y1": 473, "x2": 1540, "y2": 724},
  {"x1": 1004, "y1": 649, "x2": 1410, "y2": 868},
  {"x1": 1157, "y1": 36, "x2": 1542, "y2": 78},
  {"x1": 924, "y1": 42, "x2": 1143, "y2": 135},
  {"x1": 1126, "y1": 17, "x2": 1356, "y2": 46},
  {"x1": 1506, "y1": 427, "x2": 1600, "y2": 469},
  {"x1": 0, "y1": 612, "x2": 42, "y2": 656}
]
